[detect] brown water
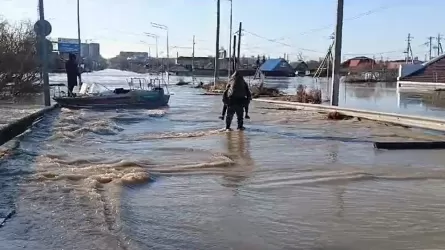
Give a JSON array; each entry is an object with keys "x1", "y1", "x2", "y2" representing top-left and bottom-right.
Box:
[{"x1": 2, "y1": 71, "x2": 445, "y2": 249}]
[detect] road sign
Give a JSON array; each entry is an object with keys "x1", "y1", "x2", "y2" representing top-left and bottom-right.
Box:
[
  {"x1": 33, "y1": 20, "x2": 52, "y2": 37},
  {"x1": 58, "y1": 43, "x2": 80, "y2": 53},
  {"x1": 57, "y1": 38, "x2": 80, "y2": 53},
  {"x1": 58, "y1": 38, "x2": 79, "y2": 44}
]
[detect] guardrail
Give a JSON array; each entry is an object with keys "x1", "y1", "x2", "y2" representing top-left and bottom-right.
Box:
[
  {"x1": 397, "y1": 81, "x2": 445, "y2": 92},
  {"x1": 0, "y1": 104, "x2": 58, "y2": 146},
  {"x1": 253, "y1": 98, "x2": 445, "y2": 132}
]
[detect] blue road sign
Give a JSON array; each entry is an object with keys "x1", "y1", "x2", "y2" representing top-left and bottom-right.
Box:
[{"x1": 58, "y1": 43, "x2": 79, "y2": 53}]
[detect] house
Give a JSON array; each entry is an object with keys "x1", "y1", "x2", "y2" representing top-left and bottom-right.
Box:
[
  {"x1": 341, "y1": 56, "x2": 377, "y2": 73},
  {"x1": 385, "y1": 59, "x2": 423, "y2": 70},
  {"x1": 259, "y1": 58, "x2": 296, "y2": 77},
  {"x1": 398, "y1": 54, "x2": 445, "y2": 85},
  {"x1": 291, "y1": 60, "x2": 308, "y2": 75}
]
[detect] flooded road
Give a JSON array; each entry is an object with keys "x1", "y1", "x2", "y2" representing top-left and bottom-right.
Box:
[{"x1": 2, "y1": 70, "x2": 445, "y2": 249}]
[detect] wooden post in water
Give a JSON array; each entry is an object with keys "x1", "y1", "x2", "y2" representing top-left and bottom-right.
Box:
[
  {"x1": 213, "y1": 0, "x2": 221, "y2": 85},
  {"x1": 330, "y1": 0, "x2": 344, "y2": 106}
]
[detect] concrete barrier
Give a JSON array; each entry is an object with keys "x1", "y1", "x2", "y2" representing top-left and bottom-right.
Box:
[
  {"x1": 253, "y1": 98, "x2": 445, "y2": 132},
  {"x1": 0, "y1": 104, "x2": 58, "y2": 146}
]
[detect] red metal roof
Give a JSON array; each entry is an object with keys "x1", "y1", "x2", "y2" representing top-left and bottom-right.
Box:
[{"x1": 349, "y1": 60, "x2": 360, "y2": 67}]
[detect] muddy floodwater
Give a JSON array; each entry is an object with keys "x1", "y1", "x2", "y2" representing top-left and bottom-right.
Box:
[{"x1": 2, "y1": 70, "x2": 445, "y2": 249}]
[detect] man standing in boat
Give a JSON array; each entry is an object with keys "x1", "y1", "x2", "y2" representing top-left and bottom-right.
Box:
[{"x1": 65, "y1": 53, "x2": 81, "y2": 97}]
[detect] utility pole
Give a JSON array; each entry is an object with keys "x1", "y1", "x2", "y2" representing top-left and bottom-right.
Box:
[
  {"x1": 214, "y1": 0, "x2": 221, "y2": 85},
  {"x1": 428, "y1": 36, "x2": 434, "y2": 60},
  {"x1": 232, "y1": 35, "x2": 237, "y2": 72},
  {"x1": 38, "y1": 0, "x2": 50, "y2": 106},
  {"x1": 330, "y1": 0, "x2": 344, "y2": 106},
  {"x1": 227, "y1": 0, "x2": 233, "y2": 81},
  {"x1": 405, "y1": 33, "x2": 413, "y2": 63},
  {"x1": 192, "y1": 35, "x2": 195, "y2": 75},
  {"x1": 77, "y1": 0, "x2": 82, "y2": 86},
  {"x1": 236, "y1": 22, "x2": 242, "y2": 70},
  {"x1": 437, "y1": 33, "x2": 443, "y2": 56}
]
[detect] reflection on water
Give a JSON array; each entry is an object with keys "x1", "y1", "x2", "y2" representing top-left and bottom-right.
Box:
[
  {"x1": 3, "y1": 70, "x2": 445, "y2": 249},
  {"x1": 221, "y1": 131, "x2": 254, "y2": 190}
]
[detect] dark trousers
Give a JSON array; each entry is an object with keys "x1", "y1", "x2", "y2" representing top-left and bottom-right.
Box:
[
  {"x1": 225, "y1": 104, "x2": 244, "y2": 129},
  {"x1": 67, "y1": 76, "x2": 77, "y2": 97},
  {"x1": 67, "y1": 84, "x2": 75, "y2": 97},
  {"x1": 221, "y1": 101, "x2": 249, "y2": 117}
]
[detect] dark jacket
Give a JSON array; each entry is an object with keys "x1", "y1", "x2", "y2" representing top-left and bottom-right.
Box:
[
  {"x1": 65, "y1": 60, "x2": 79, "y2": 87},
  {"x1": 225, "y1": 72, "x2": 251, "y2": 105}
]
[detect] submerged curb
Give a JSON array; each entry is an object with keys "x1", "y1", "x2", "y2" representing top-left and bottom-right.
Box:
[
  {"x1": 253, "y1": 98, "x2": 445, "y2": 132},
  {"x1": 0, "y1": 104, "x2": 59, "y2": 146}
]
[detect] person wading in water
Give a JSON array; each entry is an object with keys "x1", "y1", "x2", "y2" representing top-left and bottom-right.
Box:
[
  {"x1": 65, "y1": 53, "x2": 81, "y2": 97},
  {"x1": 221, "y1": 71, "x2": 251, "y2": 131}
]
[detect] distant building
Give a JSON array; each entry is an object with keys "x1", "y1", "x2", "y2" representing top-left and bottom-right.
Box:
[
  {"x1": 341, "y1": 56, "x2": 377, "y2": 73},
  {"x1": 291, "y1": 60, "x2": 309, "y2": 75},
  {"x1": 385, "y1": 59, "x2": 423, "y2": 70},
  {"x1": 89, "y1": 43, "x2": 100, "y2": 58},
  {"x1": 176, "y1": 56, "x2": 214, "y2": 69},
  {"x1": 80, "y1": 43, "x2": 89, "y2": 58},
  {"x1": 259, "y1": 58, "x2": 295, "y2": 77},
  {"x1": 119, "y1": 51, "x2": 148, "y2": 58}
]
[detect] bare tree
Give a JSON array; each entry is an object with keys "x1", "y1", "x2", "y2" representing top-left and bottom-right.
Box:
[{"x1": 0, "y1": 19, "x2": 40, "y2": 96}]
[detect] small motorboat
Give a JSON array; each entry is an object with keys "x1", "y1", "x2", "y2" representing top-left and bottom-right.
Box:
[{"x1": 52, "y1": 77, "x2": 170, "y2": 109}]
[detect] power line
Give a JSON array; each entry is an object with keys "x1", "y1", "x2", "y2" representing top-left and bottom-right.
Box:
[
  {"x1": 298, "y1": 3, "x2": 401, "y2": 36},
  {"x1": 242, "y1": 29, "x2": 326, "y2": 54},
  {"x1": 242, "y1": 28, "x2": 426, "y2": 57}
]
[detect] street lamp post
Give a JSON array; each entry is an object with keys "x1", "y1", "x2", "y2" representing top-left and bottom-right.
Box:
[
  {"x1": 151, "y1": 22, "x2": 169, "y2": 83},
  {"x1": 139, "y1": 40, "x2": 153, "y2": 57},
  {"x1": 145, "y1": 33, "x2": 158, "y2": 58}
]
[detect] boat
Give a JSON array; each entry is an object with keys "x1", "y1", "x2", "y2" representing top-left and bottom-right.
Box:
[{"x1": 52, "y1": 77, "x2": 170, "y2": 109}]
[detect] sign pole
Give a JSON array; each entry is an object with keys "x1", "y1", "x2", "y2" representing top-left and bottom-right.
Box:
[
  {"x1": 38, "y1": 0, "x2": 51, "y2": 106},
  {"x1": 77, "y1": 0, "x2": 82, "y2": 87}
]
